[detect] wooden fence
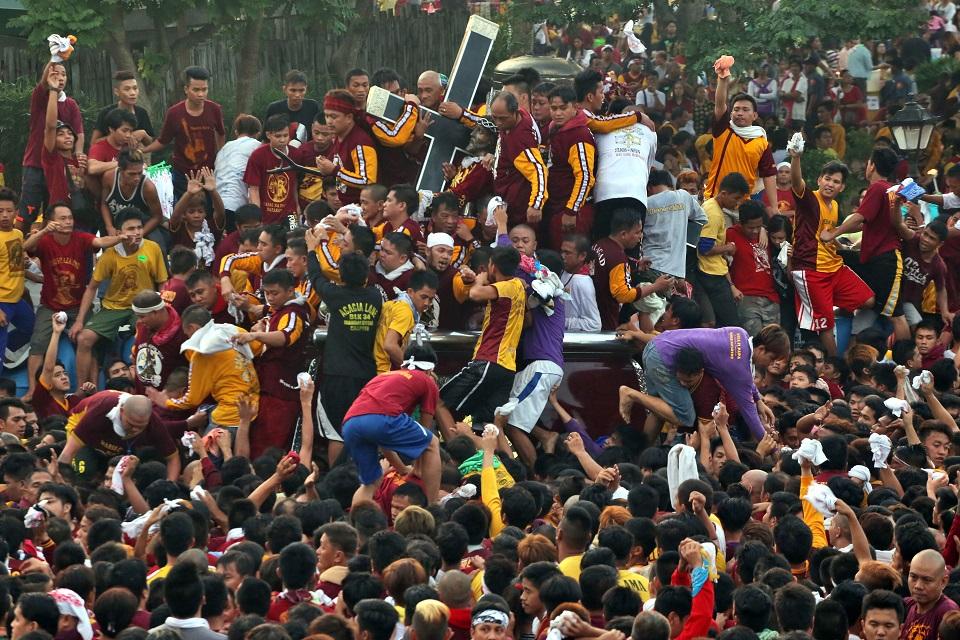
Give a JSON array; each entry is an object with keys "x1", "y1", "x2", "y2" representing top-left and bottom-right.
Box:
[{"x1": 0, "y1": 4, "x2": 484, "y2": 114}]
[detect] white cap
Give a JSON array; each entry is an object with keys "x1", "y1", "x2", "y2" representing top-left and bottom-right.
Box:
[{"x1": 427, "y1": 232, "x2": 455, "y2": 249}]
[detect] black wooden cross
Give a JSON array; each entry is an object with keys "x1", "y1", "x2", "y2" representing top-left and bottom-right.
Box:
[{"x1": 365, "y1": 14, "x2": 499, "y2": 193}]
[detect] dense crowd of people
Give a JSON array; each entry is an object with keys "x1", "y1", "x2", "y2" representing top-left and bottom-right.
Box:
[{"x1": 4, "y1": 5, "x2": 960, "y2": 640}]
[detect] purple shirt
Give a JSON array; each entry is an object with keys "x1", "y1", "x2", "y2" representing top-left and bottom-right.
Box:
[
  {"x1": 522, "y1": 298, "x2": 565, "y2": 367},
  {"x1": 652, "y1": 327, "x2": 764, "y2": 439}
]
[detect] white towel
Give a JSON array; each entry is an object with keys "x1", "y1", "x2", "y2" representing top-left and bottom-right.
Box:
[
  {"x1": 883, "y1": 397, "x2": 910, "y2": 417},
  {"x1": 667, "y1": 443, "x2": 699, "y2": 510},
  {"x1": 546, "y1": 611, "x2": 583, "y2": 640},
  {"x1": 792, "y1": 438, "x2": 828, "y2": 465},
  {"x1": 869, "y1": 433, "x2": 892, "y2": 469},
  {"x1": 181, "y1": 433, "x2": 197, "y2": 457},
  {"x1": 110, "y1": 455, "x2": 133, "y2": 495},
  {"x1": 804, "y1": 482, "x2": 838, "y2": 518},
  {"x1": 912, "y1": 370, "x2": 933, "y2": 390},
  {"x1": 848, "y1": 465, "x2": 873, "y2": 494},
  {"x1": 786, "y1": 131, "x2": 805, "y2": 153}
]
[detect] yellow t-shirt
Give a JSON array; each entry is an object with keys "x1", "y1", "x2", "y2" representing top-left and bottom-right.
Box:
[
  {"x1": 618, "y1": 569, "x2": 650, "y2": 602},
  {"x1": 94, "y1": 240, "x2": 169, "y2": 310},
  {"x1": 473, "y1": 278, "x2": 526, "y2": 372},
  {"x1": 0, "y1": 228, "x2": 25, "y2": 303},
  {"x1": 558, "y1": 553, "x2": 584, "y2": 581},
  {"x1": 698, "y1": 198, "x2": 728, "y2": 276},
  {"x1": 373, "y1": 299, "x2": 415, "y2": 374}
]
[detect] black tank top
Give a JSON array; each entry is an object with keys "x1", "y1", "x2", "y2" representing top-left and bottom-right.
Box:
[{"x1": 105, "y1": 169, "x2": 149, "y2": 223}]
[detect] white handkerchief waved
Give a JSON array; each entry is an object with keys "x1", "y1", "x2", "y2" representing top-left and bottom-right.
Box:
[
  {"x1": 869, "y1": 433, "x2": 892, "y2": 469},
  {"x1": 792, "y1": 438, "x2": 828, "y2": 465},
  {"x1": 804, "y1": 482, "x2": 838, "y2": 518}
]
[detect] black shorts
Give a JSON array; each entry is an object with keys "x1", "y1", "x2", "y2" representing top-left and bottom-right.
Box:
[
  {"x1": 440, "y1": 360, "x2": 515, "y2": 425},
  {"x1": 856, "y1": 249, "x2": 903, "y2": 317},
  {"x1": 318, "y1": 374, "x2": 372, "y2": 442}
]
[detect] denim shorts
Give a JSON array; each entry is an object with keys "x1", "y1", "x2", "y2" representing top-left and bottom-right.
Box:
[{"x1": 642, "y1": 342, "x2": 697, "y2": 427}]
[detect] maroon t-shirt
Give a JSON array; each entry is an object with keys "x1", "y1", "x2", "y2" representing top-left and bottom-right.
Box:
[
  {"x1": 23, "y1": 84, "x2": 83, "y2": 168},
  {"x1": 243, "y1": 144, "x2": 299, "y2": 224},
  {"x1": 88, "y1": 139, "x2": 120, "y2": 163},
  {"x1": 900, "y1": 235, "x2": 946, "y2": 307},
  {"x1": 40, "y1": 147, "x2": 82, "y2": 205},
  {"x1": 69, "y1": 391, "x2": 177, "y2": 459},
  {"x1": 726, "y1": 225, "x2": 779, "y2": 302},
  {"x1": 344, "y1": 369, "x2": 439, "y2": 422},
  {"x1": 857, "y1": 180, "x2": 898, "y2": 263},
  {"x1": 903, "y1": 595, "x2": 959, "y2": 640},
  {"x1": 160, "y1": 277, "x2": 192, "y2": 314},
  {"x1": 157, "y1": 100, "x2": 225, "y2": 174},
  {"x1": 32, "y1": 378, "x2": 80, "y2": 420},
  {"x1": 32, "y1": 232, "x2": 95, "y2": 311}
]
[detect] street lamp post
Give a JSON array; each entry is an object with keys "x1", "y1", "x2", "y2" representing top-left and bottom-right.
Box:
[{"x1": 888, "y1": 98, "x2": 939, "y2": 177}]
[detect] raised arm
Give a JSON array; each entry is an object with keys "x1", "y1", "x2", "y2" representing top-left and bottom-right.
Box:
[
  {"x1": 42, "y1": 76, "x2": 59, "y2": 154},
  {"x1": 790, "y1": 148, "x2": 805, "y2": 194},
  {"x1": 714, "y1": 76, "x2": 730, "y2": 121}
]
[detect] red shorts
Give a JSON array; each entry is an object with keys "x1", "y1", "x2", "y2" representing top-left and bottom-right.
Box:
[
  {"x1": 791, "y1": 267, "x2": 874, "y2": 332},
  {"x1": 251, "y1": 394, "x2": 300, "y2": 459}
]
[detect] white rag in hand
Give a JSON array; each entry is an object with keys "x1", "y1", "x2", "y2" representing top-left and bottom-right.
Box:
[
  {"x1": 848, "y1": 465, "x2": 873, "y2": 493},
  {"x1": 912, "y1": 370, "x2": 933, "y2": 390},
  {"x1": 787, "y1": 132, "x2": 805, "y2": 154},
  {"x1": 667, "y1": 444, "x2": 699, "y2": 510},
  {"x1": 181, "y1": 433, "x2": 197, "y2": 457},
  {"x1": 883, "y1": 397, "x2": 911, "y2": 417},
  {"x1": 792, "y1": 438, "x2": 828, "y2": 465},
  {"x1": 546, "y1": 611, "x2": 583, "y2": 640},
  {"x1": 120, "y1": 499, "x2": 183, "y2": 539},
  {"x1": 869, "y1": 433, "x2": 892, "y2": 469},
  {"x1": 190, "y1": 486, "x2": 208, "y2": 501},
  {"x1": 804, "y1": 482, "x2": 838, "y2": 518},
  {"x1": 23, "y1": 500, "x2": 49, "y2": 529},
  {"x1": 439, "y1": 484, "x2": 478, "y2": 505},
  {"x1": 924, "y1": 468, "x2": 948, "y2": 483},
  {"x1": 110, "y1": 455, "x2": 133, "y2": 495}
]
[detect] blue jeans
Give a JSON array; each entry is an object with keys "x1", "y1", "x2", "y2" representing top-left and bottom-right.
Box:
[
  {"x1": 642, "y1": 342, "x2": 696, "y2": 427},
  {"x1": 0, "y1": 299, "x2": 35, "y2": 362}
]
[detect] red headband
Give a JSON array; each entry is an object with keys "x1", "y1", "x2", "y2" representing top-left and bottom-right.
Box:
[{"x1": 324, "y1": 95, "x2": 358, "y2": 115}]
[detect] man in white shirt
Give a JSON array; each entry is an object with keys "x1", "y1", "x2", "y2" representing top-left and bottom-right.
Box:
[
  {"x1": 213, "y1": 115, "x2": 263, "y2": 215},
  {"x1": 635, "y1": 86, "x2": 667, "y2": 113},
  {"x1": 779, "y1": 58, "x2": 808, "y2": 126},
  {"x1": 642, "y1": 169, "x2": 707, "y2": 279},
  {"x1": 559, "y1": 234, "x2": 601, "y2": 332}
]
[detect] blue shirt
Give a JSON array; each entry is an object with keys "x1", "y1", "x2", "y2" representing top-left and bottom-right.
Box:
[{"x1": 847, "y1": 45, "x2": 873, "y2": 79}]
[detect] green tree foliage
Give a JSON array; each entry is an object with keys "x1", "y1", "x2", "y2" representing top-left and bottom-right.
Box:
[{"x1": 683, "y1": 0, "x2": 926, "y2": 75}]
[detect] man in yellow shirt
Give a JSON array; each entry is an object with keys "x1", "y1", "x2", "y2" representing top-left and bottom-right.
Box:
[
  {"x1": 694, "y1": 172, "x2": 750, "y2": 328},
  {"x1": 71, "y1": 208, "x2": 168, "y2": 386},
  {"x1": 146, "y1": 304, "x2": 261, "y2": 429},
  {"x1": 373, "y1": 271, "x2": 439, "y2": 373},
  {"x1": 0, "y1": 189, "x2": 32, "y2": 366},
  {"x1": 557, "y1": 504, "x2": 593, "y2": 581}
]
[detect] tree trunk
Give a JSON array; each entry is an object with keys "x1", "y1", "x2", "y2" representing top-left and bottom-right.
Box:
[
  {"x1": 235, "y1": 14, "x2": 264, "y2": 115},
  {"x1": 328, "y1": 0, "x2": 374, "y2": 86},
  {"x1": 103, "y1": 5, "x2": 158, "y2": 117}
]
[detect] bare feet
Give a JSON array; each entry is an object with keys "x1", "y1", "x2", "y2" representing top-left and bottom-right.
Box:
[{"x1": 619, "y1": 385, "x2": 634, "y2": 422}]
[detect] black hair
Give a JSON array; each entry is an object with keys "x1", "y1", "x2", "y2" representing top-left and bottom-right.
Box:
[
  {"x1": 489, "y1": 246, "x2": 521, "y2": 278},
  {"x1": 719, "y1": 172, "x2": 751, "y2": 195},
  {"x1": 870, "y1": 148, "x2": 899, "y2": 180},
  {"x1": 539, "y1": 575, "x2": 582, "y2": 614},
  {"x1": 774, "y1": 515, "x2": 813, "y2": 565},
  {"x1": 574, "y1": 69, "x2": 603, "y2": 103},
  {"x1": 654, "y1": 585, "x2": 692, "y2": 619},
  {"x1": 813, "y1": 599, "x2": 849, "y2": 640},
  {"x1": 609, "y1": 208, "x2": 642, "y2": 235},
  {"x1": 674, "y1": 348, "x2": 704, "y2": 375},
  {"x1": 18, "y1": 593, "x2": 60, "y2": 636},
  {"x1": 860, "y1": 589, "x2": 905, "y2": 622},
  {"x1": 579, "y1": 564, "x2": 619, "y2": 610},
  {"x1": 775, "y1": 583, "x2": 817, "y2": 632},
  {"x1": 547, "y1": 85, "x2": 578, "y2": 104},
  {"x1": 163, "y1": 562, "x2": 204, "y2": 618},
  {"x1": 104, "y1": 108, "x2": 138, "y2": 133},
  {"x1": 184, "y1": 66, "x2": 210, "y2": 84},
  {"x1": 341, "y1": 572, "x2": 384, "y2": 615}
]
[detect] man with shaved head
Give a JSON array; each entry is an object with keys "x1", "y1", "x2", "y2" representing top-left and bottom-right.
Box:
[
  {"x1": 58, "y1": 390, "x2": 180, "y2": 481},
  {"x1": 417, "y1": 71, "x2": 445, "y2": 110},
  {"x1": 741, "y1": 469, "x2": 768, "y2": 503},
  {"x1": 903, "y1": 549, "x2": 958, "y2": 640}
]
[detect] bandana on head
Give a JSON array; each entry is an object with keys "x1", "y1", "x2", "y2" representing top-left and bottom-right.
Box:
[
  {"x1": 472, "y1": 610, "x2": 509, "y2": 628},
  {"x1": 324, "y1": 95, "x2": 358, "y2": 115},
  {"x1": 50, "y1": 589, "x2": 93, "y2": 640}
]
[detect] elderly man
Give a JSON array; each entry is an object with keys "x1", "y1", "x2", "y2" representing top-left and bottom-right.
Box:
[
  {"x1": 902, "y1": 549, "x2": 958, "y2": 640},
  {"x1": 417, "y1": 71, "x2": 445, "y2": 110},
  {"x1": 59, "y1": 391, "x2": 180, "y2": 481},
  {"x1": 487, "y1": 91, "x2": 548, "y2": 227}
]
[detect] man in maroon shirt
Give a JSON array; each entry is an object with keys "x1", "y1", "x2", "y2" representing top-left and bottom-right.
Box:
[
  {"x1": 23, "y1": 203, "x2": 124, "y2": 400},
  {"x1": 902, "y1": 549, "x2": 958, "y2": 640},
  {"x1": 20, "y1": 61, "x2": 84, "y2": 228},
  {"x1": 213, "y1": 204, "x2": 262, "y2": 270},
  {"x1": 130, "y1": 290, "x2": 188, "y2": 392},
  {"x1": 823, "y1": 148, "x2": 905, "y2": 337},
  {"x1": 243, "y1": 114, "x2": 299, "y2": 225},
  {"x1": 39, "y1": 74, "x2": 87, "y2": 218},
  {"x1": 32, "y1": 313, "x2": 94, "y2": 420},
  {"x1": 58, "y1": 391, "x2": 180, "y2": 482},
  {"x1": 144, "y1": 66, "x2": 225, "y2": 201}
]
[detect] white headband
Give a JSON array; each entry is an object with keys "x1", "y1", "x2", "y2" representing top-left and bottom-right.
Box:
[
  {"x1": 131, "y1": 300, "x2": 166, "y2": 314},
  {"x1": 403, "y1": 356, "x2": 435, "y2": 371},
  {"x1": 427, "y1": 232, "x2": 455, "y2": 249},
  {"x1": 777, "y1": 161, "x2": 791, "y2": 170},
  {"x1": 472, "y1": 610, "x2": 509, "y2": 628}
]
